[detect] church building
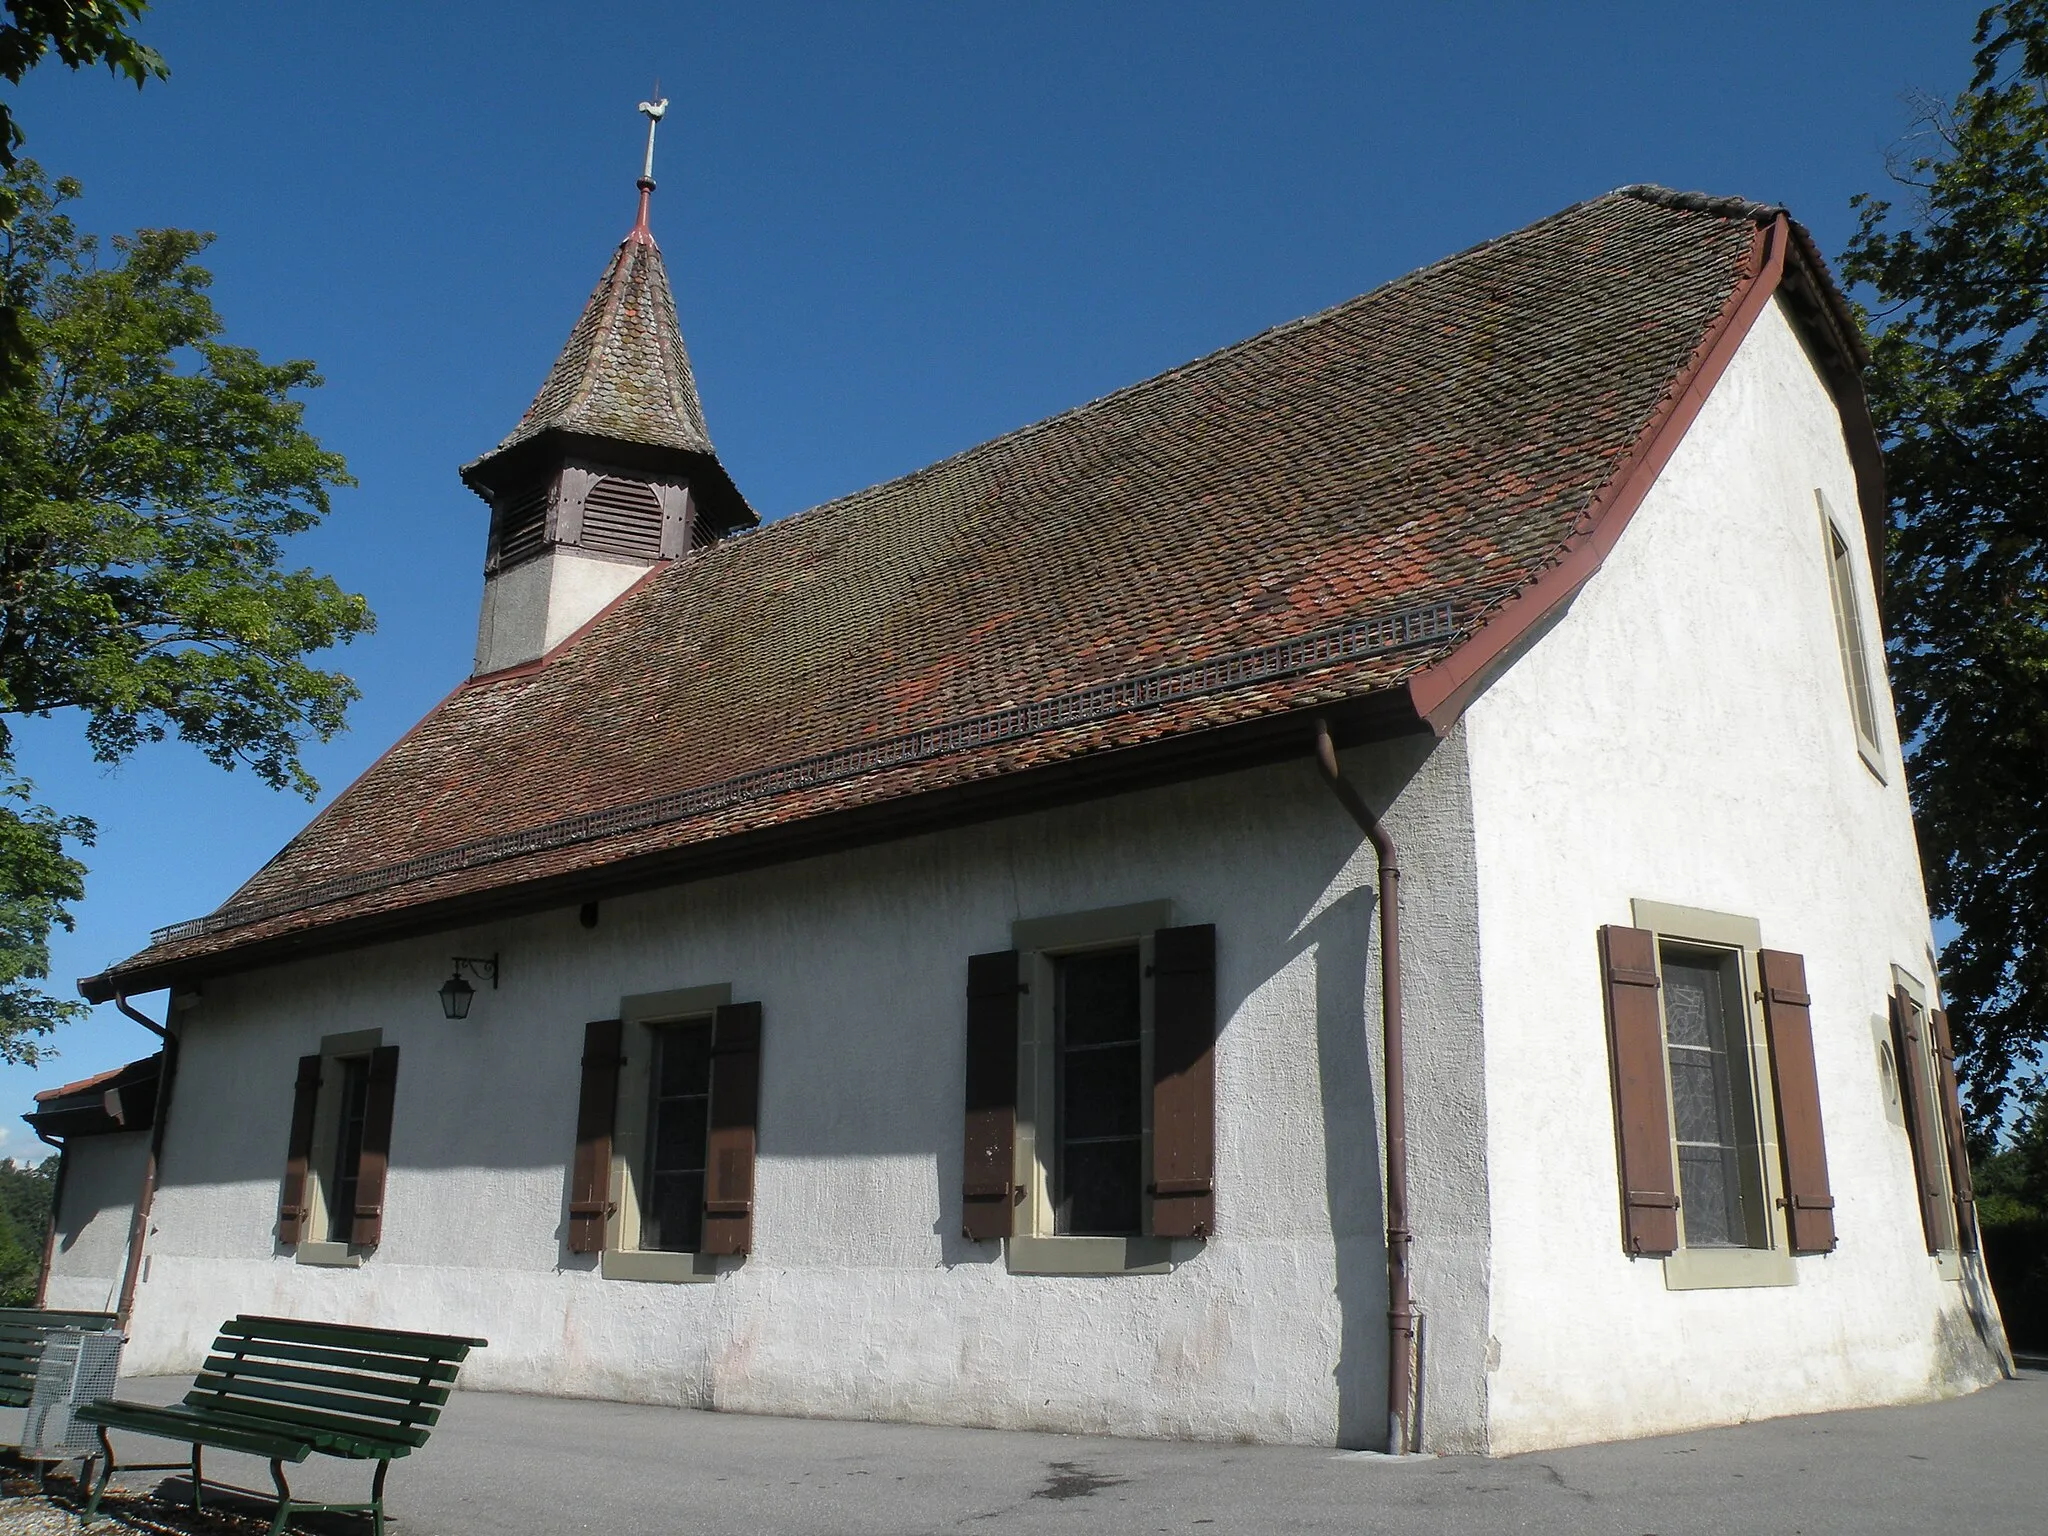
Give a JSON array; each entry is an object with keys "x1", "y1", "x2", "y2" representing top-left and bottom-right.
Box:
[{"x1": 47, "y1": 144, "x2": 2007, "y2": 1453}]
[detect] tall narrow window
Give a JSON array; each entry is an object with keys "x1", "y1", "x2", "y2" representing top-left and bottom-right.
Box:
[
  {"x1": 1054, "y1": 948, "x2": 1144, "y2": 1236},
  {"x1": 642, "y1": 1021, "x2": 714, "y2": 1253},
  {"x1": 1819, "y1": 493, "x2": 1884, "y2": 773},
  {"x1": 326, "y1": 1055, "x2": 372, "y2": 1244},
  {"x1": 1661, "y1": 945, "x2": 1767, "y2": 1249}
]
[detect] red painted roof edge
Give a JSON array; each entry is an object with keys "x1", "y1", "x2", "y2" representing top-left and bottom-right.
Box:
[{"x1": 1405, "y1": 212, "x2": 1879, "y2": 733}]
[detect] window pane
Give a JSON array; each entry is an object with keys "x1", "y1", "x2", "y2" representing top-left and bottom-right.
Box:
[
  {"x1": 1060, "y1": 950, "x2": 1141, "y2": 1047},
  {"x1": 643, "y1": 1021, "x2": 713, "y2": 1252},
  {"x1": 1060, "y1": 1141, "x2": 1143, "y2": 1237},
  {"x1": 1054, "y1": 948, "x2": 1144, "y2": 1237},
  {"x1": 643, "y1": 1171, "x2": 704, "y2": 1253},
  {"x1": 1063, "y1": 1043, "x2": 1142, "y2": 1142},
  {"x1": 1661, "y1": 949, "x2": 1761, "y2": 1250},
  {"x1": 327, "y1": 1056, "x2": 372, "y2": 1244}
]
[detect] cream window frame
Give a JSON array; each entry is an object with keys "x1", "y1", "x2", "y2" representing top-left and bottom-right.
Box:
[
  {"x1": 600, "y1": 983, "x2": 730, "y2": 1284},
  {"x1": 1818, "y1": 490, "x2": 1887, "y2": 783},
  {"x1": 1891, "y1": 965, "x2": 1964, "y2": 1280},
  {"x1": 295, "y1": 1027, "x2": 382, "y2": 1268},
  {"x1": 1630, "y1": 901, "x2": 1796, "y2": 1291},
  {"x1": 1008, "y1": 900, "x2": 1178, "y2": 1276}
]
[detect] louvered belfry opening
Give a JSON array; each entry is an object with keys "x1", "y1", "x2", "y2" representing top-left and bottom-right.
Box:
[
  {"x1": 490, "y1": 481, "x2": 552, "y2": 571},
  {"x1": 581, "y1": 475, "x2": 666, "y2": 559}
]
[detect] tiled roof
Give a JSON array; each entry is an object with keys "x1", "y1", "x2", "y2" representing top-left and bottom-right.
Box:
[
  {"x1": 467, "y1": 211, "x2": 715, "y2": 468},
  {"x1": 89, "y1": 185, "x2": 1845, "y2": 993}
]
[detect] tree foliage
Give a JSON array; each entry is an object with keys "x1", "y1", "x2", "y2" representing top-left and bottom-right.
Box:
[
  {"x1": 0, "y1": 1154, "x2": 54, "y2": 1306},
  {"x1": 0, "y1": 161, "x2": 371, "y2": 1057},
  {"x1": 0, "y1": 1, "x2": 168, "y2": 378},
  {"x1": 1841, "y1": 0, "x2": 2048, "y2": 1131}
]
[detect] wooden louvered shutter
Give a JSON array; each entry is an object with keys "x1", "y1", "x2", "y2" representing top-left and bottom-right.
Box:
[
  {"x1": 1599, "y1": 926, "x2": 1680, "y2": 1257},
  {"x1": 1891, "y1": 988, "x2": 1947, "y2": 1253},
  {"x1": 350, "y1": 1045, "x2": 401, "y2": 1247},
  {"x1": 962, "y1": 950, "x2": 1021, "y2": 1240},
  {"x1": 1151, "y1": 924, "x2": 1218, "y2": 1239},
  {"x1": 701, "y1": 1002, "x2": 762, "y2": 1256},
  {"x1": 277, "y1": 1054, "x2": 323, "y2": 1244},
  {"x1": 1758, "y1": 950, "x2": 1836, "y2": 1254},
  {"x1": 1930, "y1": 1008, "x2": 1978, "y2": 1251},
  {"x1": 567, "y1": 1019, "x2": 623, "y2": 1254}
]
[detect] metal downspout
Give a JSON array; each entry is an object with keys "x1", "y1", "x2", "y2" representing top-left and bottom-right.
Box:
[
  {"x1": 113, "y1": 994, "x2": 177, "y2": 1329},
  {"x1": 1312, "y1": 717, "x2": 1415, "y2": 1455}
]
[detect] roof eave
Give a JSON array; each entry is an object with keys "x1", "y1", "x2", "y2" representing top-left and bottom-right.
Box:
[{"x1": 78, "y1": 687, "x2": 1424, "y2": 1003}]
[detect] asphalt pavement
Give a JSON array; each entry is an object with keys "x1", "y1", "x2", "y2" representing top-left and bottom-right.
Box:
[{"x1": 83, "y1": 1368, "x2": 2043, "y2": 1534}]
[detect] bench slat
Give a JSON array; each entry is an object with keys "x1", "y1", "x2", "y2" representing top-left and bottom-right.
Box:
[
  {"x1": 188, "y1": 1372, "x2": 442, "y2": 1427},
  {"x1": 181, "y1": 1404, "x2": 419, "y2": 1460},
  {"x1": 209, "y1": 1336, "x2": 464, "y2": 1381},
  {"x1": 76, "y1": 1402, "x2": 315, "y2": 1462},
  {"x1": 198, "y1": 1368, "x2": 452, "y2": 1417},
  {"x1": 179, "y1": 1389, "x2": 432, "y2": 1449},
  {"x1": 225, "y1": 1315, "x2": 484, "y2": 1359}
]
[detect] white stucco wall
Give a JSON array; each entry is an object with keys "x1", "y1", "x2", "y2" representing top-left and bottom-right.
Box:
[
  {"x1": 42, "y1": 1131, "x2": 146, "y2": 1314},
  {"x1": 131, "y1": 742, "x2": 1488, "y2": 1449},
  {"x1": 1463, "y1": 295, "x2": 2006, "y2": 1454},
  {"x1": 473, "y1": 548, "x2": 649, "y2": 673}
]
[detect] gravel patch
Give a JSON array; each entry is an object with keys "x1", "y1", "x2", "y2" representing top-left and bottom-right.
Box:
[{"x1": 0, "y1": 1471, "x2": 298, "y2": 1535}]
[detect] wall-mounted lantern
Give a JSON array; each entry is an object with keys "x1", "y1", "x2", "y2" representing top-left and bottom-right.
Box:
[{"x1": 438, "y1": 955, "x2": 499, "y2": 1019}]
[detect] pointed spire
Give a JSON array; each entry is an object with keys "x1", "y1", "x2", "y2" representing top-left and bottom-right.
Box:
[{"x1": 462, "y1": 93, "x2": 752, "y2": 532}]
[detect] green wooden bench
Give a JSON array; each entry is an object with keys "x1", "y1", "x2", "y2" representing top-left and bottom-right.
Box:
[
  {"x1": 0, "y1": 1308, "x2": 119, "y2": 1409},
  {"x1": 77, "y1": 1314, "x2": 486, "y2": 1536}
]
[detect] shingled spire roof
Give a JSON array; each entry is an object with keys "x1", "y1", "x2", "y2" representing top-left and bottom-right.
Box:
[
  {"x1": 459, "y1": 163, "x2": 756, "y2": 534},
  {"x1": 495, "y1": 197, "x2": 713, "y2": 458}
]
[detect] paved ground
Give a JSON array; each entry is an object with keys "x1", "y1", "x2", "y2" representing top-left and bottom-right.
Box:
[{"x1": 46, "y1": 1368, "x2": 2046, "y2": 1534}]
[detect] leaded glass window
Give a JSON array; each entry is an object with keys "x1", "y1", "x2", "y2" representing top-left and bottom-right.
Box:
[
  {"x1": 1661, "y1": 947, "x2": 1766, "y2": 1249},
  {"x1": 642, "y1": 1021, "x2": 713, "y2": 1253},
  {"x1": 1054, "y1": 947, "x2": 1144, "y2": 1236}
]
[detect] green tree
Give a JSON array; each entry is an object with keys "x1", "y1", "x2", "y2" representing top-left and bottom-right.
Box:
[
  {"x1": 1, "y1": 1, "x2": 169, "y2": 379},
  {"x1": 1841, "y1": 0, "x2": 2048, "y2": 1131},
  {"x1": 0, "y1": 161, "x2": 372, "y2": 1058},
  {"x1": 0, "y1": 1154, "x2": 55, "y2": 1305}
]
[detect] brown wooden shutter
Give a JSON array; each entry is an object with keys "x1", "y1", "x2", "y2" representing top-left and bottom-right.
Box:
[
  {"x1": 1930, "y1": 1007, "x2": 1978, "y2": 1251},
  {"x1": 963, "y1": 950, "x2": 1021, "y2": 1241},
  {"x1": 567, "y1": 1019, "x2": 623, "y2": 1254},
  {"x1": 1599, "y1": 926, "x2": 1680, "y2": 1257},
  {"x1": 349, "y1": 1045, "x2": 401, "y2": 1247},
  {"x1": 1891, "y1": 988, "x2": 1947, "y2": 1253},
  {"x1": 277, "y1": 1053, "x2": 323, "y2": 1244},
  {"x1": 701, "y1": 1001, "x2": 763, "y2": 1256},
  {"x1": 1151, "y1": 923, "x2": 1218, "y2": 1239},
  {"x1": 1757, "y1": 950, "x2": 1836, "y2": 1254}
]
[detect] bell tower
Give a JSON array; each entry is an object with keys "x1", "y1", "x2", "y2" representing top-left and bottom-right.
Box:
[{"x1": 461, "y1": 97, "x2": 755, "y2": 674}]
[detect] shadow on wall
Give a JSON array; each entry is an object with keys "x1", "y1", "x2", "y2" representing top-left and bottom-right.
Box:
[{"x1": 1303, "y1": 880, "x2": 1388, "y2": 1449}]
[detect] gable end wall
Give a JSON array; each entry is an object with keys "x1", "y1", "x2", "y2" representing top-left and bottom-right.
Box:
[{"x1": 1462, "y1": 293, "x2": 2004, "y2": 1453}]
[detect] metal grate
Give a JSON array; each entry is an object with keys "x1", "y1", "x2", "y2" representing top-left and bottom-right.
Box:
[
  {"x1": 21, "y1": 1328, "x2": 124, "y2": 1461},
  {"x1": 150, "y1": 587, "x2": 1514, "y2": 949},
  {"x1": 579, "y1": 476, "x2": 664, "y2": 559}
]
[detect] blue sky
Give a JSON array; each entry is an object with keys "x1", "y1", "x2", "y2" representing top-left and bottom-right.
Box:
[{"x1": 4, "y1": 1, "x2": 1978, "y2": 1154}]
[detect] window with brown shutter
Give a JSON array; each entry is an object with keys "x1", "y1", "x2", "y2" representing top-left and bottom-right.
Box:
[
  {"x1": 1151, "y1": 924, "x2": 1217, "y2": 1240},
  {"x1": 1930, "y1": 1009, "x2": 1977, "y2": 1251},
  {"x1": 700, "y1": 1002, "x2": 762, "y2": 1256},
  {"x1": 1599, "y1": 925, "x2": 1681, "y2": 1258},
  {"x1": 1758, "y1": 951, "x2": 1836, "y2": 1254},
  {"x1": 1891, "y1": 986, "x2": 1952, "y2": 1254},
  {"x1": 277, "y1": 1054, "x2": 323, "y2": 1245},
  {"x1": 568, "y1": 1019, "x2": 624, "y2": 1255},
  {"x1": 349, "y1": 1045, "x2": 401, "y2": 1247},
  {"x1": 963, "y1": 950, "x2": 1022, "y2": 1241}
]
